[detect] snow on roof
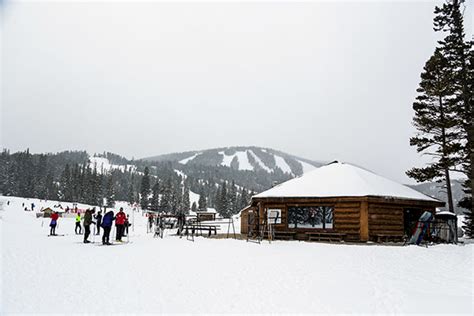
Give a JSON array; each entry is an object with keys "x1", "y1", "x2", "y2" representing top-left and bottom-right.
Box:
[{"x1": 253, "y1": 162, "x2": 440, "y2": 202}]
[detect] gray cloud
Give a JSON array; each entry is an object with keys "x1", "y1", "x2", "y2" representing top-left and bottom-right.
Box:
[{"x1": 2, "y1": 1, "x2": 472, "y2": 183}]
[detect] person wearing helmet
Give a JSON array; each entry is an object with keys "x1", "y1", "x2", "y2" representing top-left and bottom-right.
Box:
[
  {"x1": 115, "y1": 207, "x2": 126, "y2": 242},
  {"x1": 75, "y1": 212, "x2": 82, "y2": 234},
  {"x1": 50, "y1": 211, "x2": 59, "y2": 236}
]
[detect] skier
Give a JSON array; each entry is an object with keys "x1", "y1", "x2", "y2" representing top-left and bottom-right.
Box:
[
  {"x1": 94, "y1": 210, "x2": 103, "y2": 235},
  {"x1": 115, "y1": 208, "x2": 126, "y2": 242},
  {"x1": 83, "y1": 209, "x2": 95, "y2": 243},
  {"x1": 50, "y1": 211, "x2": 59, "y2": 236},
  {"x1": 147, "y1": 212, "x2": 154, "y2": 233},
  {"x1": 31, "y1": 203, "x2": 35, "y2": 211},
  {"x1": 124, "y1": 214, "x2": 130, "y2": 237},
  {"x1": 75, "y1": 213, "x2": 82, "y2": 234},
  {"x1": 101, "y1": 210, "x2": 115, "y2": 245}
]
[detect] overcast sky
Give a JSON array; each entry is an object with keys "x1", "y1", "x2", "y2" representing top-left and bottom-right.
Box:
[{"x1": 1, "y1": 0, "x2": 472, "y2": 183}]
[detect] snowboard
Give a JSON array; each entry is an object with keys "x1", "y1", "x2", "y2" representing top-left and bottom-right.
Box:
[
  {"x1": 409, "y1": 211, "x2": 433, "y2": 245},
  {"x1": 47, "y1": 234, "x2": 66, "y2": 237}
]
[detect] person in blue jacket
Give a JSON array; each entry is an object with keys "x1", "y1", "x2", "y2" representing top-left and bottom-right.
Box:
[{"x1": 101, "y1": 210, "x2": 115, "y2": 245}]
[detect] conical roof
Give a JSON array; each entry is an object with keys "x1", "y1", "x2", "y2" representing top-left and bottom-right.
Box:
[{"x1": 253, "y1": 162, "x2": 439, "y2": 202}]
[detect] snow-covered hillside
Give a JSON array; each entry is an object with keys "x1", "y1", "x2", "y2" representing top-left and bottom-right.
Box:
[
  {"x1": 173, "y1": 147, "x2": 319, "y2": 175},
  {"x1": 88, "y1": 156, "x2": 137, "y2": 173},
  {"x1": 1, "y1": 196, "x2": 472, "y2": 314}
]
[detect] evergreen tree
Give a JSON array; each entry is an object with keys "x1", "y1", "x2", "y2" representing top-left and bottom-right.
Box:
[
  {"x1": 406, "y1": 49, "x2": 460, "y2": 212},
  {"x1": 150, "y1": 181, "x2": 160, "y2": 211},
  {"x1": 60, "y1": 164, "x2": 73, "y2": 202},
  {"x1": 433, "y1": 0, "x2": 473, "y2": 232},
  {"x1": 105, "y1": 176, "x2": 115, "y2": 207},
  {"x1": 128, "y1": 182, "x2": 135, "y2": 205},
  {"x1": 191, "y1": 201, "x2": 197, "y2": 213},
  {"x1": 219, "y1": 181, "x2": 229, "y2": 217},
  {"x1": 160, "y1": 178, "x2": 173, "y2": 213},
  {"x1": 198, "y1": 187, "x2": 207, "y2": 212},
  {"x1": 228, "y1": 180, "x2": 238, "y2": 215},
  {"x1": 239, "y1": 188, "x2": 250, "y2": 211},
  {"x1": 140, "y1": 167, "x2": 151, "y2": 210},
  {"x1": 182, "y1": 184, "x2": 191, "y2": 215}
]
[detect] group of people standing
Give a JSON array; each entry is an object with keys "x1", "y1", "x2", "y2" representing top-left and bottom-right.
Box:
[{"x1": 51, "y1": 206, "x2": 131, "y2": 245}]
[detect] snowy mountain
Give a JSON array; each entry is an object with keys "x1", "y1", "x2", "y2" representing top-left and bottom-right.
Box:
[
  {"x1": 143, "y1": 146, "x2": 324, "y2": 176},
  {"x1": 408, "y1": 180, "x2": 466, "y2": 214}
]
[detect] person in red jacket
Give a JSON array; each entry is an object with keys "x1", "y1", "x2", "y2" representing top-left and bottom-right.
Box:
[
  {"x1": 50, "y1": 211, "x2": 59, "y2": 236},
  {"x1": 115, "y1": 207, "x2": 126, "y2": 242}
]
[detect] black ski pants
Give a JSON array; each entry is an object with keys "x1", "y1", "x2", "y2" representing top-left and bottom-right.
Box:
[
  {"x1": 102, "y1": 226, "x2": 111, "y2": 244},
  {"x1": 84, "y1": 225, "x2": 91, "y2": 242}
]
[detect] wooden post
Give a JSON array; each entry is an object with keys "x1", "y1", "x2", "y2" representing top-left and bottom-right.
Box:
[{"x1": 360, "y1": 200, "x2": 369, "y2": 241}]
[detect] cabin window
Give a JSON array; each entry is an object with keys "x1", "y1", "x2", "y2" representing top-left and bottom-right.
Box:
[
  {"x1": 288, "y1": 206, "x2": 334, "y2": 229},
  {"x1": 267, "y1": 208, "x2": 282, "y2": 224}
]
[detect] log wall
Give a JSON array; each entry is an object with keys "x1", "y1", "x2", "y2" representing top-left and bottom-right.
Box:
[
  {"x1": 368, "y1": 203, "x2": 404, "y2": 240},
  {"x1": 333, "y1": 203, "x2": 361, "y2": 241}
]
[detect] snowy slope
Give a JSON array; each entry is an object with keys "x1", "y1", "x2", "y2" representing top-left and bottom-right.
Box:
[
  {"x1": 248, "y1": 150, "x2": 272, "y2": 172},
  {"x1": 179, "y1": 153, "x2": 200, "y2": 165},
  {"x1": 298, "y1": 159, "x2": 317, "y2": 174},
  {"x1": 1, "y1": 196, "x2": 472, "y2": 314},
  {"x1": 274, "y1": 155, "x2": 293, "y2": 174},
  {"x1": 89, "y1": 156, "x2": 136, "y2": 173},
  {"x1": 146, "y1": 146, "x2": 323, "y2": 175},
  {"x1": 218, "y1": 150, "x2": 253, "y2": 171}
]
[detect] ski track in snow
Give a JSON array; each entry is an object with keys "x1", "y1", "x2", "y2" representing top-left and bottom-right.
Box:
[
  {"x1": 219, "y1": 151, "x2": 254, "y2": 171},
  {"x1": 179, "y1": 153, "x2": 200, "y2": 165},
  {"x1": 1, "y1": 196, "x2": 473, "y2": 314},
  {"x1": 248, "y1": 150, "x2": 272, "y2": 173},
  {"x1": 274, "y1": 155, "x2": 292, "y2": 174}
]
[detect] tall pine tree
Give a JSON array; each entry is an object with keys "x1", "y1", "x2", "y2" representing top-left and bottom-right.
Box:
[
  {"x1": 407, "y1": 49, "x2": 460, "y2": 212},
  {"x1": 140, "y1": 167, "x2": 151, "y2": 210},
  {"x1": 433, "y1": 0, "x2": 473, "y2": 234}
]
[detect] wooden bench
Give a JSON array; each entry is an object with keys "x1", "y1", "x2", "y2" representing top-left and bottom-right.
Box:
[
  {"x1": 274, "y1": 231, "x2": 296, "y2": 240},
  {"x1": 374, "y1": 234, "x2": 404, "y2": 243},
  {"x1": 306, "y1": 232, "x2": 346, "y2": 242}
]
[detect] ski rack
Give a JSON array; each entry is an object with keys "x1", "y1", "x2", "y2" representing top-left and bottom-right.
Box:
[{"x1": 246, "y1": 208, "x2": 279, "y2": 244}]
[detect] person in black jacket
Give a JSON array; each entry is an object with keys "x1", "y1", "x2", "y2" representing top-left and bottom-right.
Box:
[
  {"x1": 83, "y1": 209, "x2": 95, "y2": 243},
  {"x1": 101, "y1": 210, "x2": 115, "y2": 245},
  {"x1": 94, "y1": 210, "x2": 103, "y2": 235}
]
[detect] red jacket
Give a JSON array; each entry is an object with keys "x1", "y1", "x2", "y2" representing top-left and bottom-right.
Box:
[
  {"x1": 115, "y1": 211, "x2": 126, "y2": 225},
  {"x1": 51, "y1": 213, "x2": 59, "y2": 221}
]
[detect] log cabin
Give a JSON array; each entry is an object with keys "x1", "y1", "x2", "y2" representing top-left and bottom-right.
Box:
[{"x1": 241, "y1": 161, "x2": 444, "y2": 242}]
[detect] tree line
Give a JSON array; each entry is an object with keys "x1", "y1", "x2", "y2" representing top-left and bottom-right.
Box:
[{"x1": 0, "y1": 149, "x2": 252, "y2": 217}]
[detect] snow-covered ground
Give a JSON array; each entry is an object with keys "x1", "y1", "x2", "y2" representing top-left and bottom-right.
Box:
[{"x1": 1, "y1": 196, "x2": 472, "y2": 314}]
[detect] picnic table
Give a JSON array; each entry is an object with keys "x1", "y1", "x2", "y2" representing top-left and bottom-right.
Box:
[{"x1": 184, "y1": 224, "x2": 219, "y2": 237}]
